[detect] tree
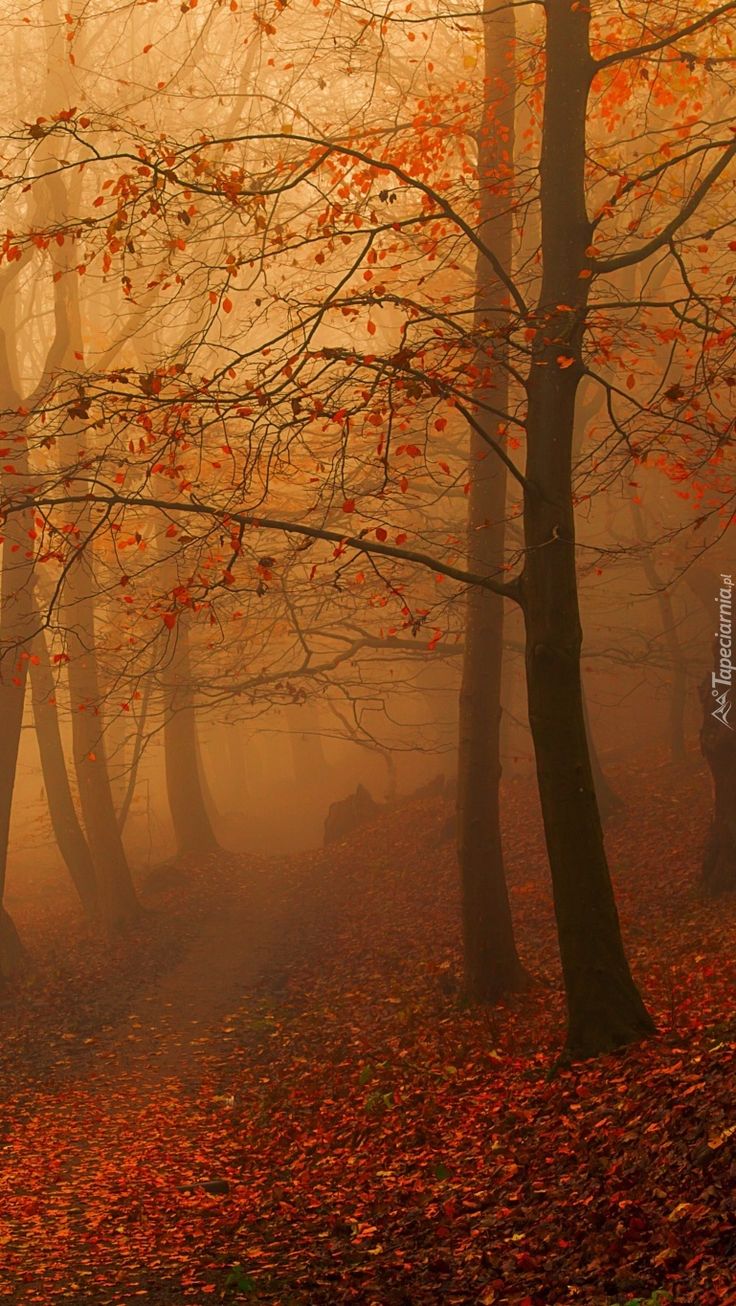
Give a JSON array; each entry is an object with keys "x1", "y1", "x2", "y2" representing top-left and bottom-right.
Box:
[
  {"x1": 700, "y1": 610, "x2": 736, "y2": 894},
  {"x1": 4, "y1": 0, "x2": 736, "y2": 1057},
  {"x1": 162, "y1": 618, "x2": 219, "y2": 859},
  {"x1": 457, "y1": 1, "x2": 526, "y2": 1000},
  {"x1": 30, "y1": 620, "x2": 98, "y2": 919}
]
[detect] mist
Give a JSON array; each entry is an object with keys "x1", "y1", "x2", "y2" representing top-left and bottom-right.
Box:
[{"x1": 0, "y1": 2, "x2": 734, "y2": 1303}]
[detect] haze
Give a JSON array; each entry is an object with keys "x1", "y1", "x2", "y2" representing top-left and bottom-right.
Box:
[{"x1": 0, "y1": 3, "x2": 734, "y2": 1304}]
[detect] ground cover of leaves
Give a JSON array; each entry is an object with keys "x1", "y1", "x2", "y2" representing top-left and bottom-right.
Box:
[{"x1": 0, "y1": 748, "x2": 733, "y2": 1305}]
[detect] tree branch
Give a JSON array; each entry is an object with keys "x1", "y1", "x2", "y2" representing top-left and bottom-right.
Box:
[
  {"x1": 595, "y1": 1, "x2": 736, "y2": 71},
  {"x1": 592, "y1": 139, "x2": 736, "y2": 274},
  {"x1": 5, "y1": 488, "x2": 523, "y2": 601}
]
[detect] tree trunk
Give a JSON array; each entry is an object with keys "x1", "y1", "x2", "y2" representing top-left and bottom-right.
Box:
[
  {"x1": 287, "y1": 699, "x2": 332, "y2": 790},
  {"x1": 226, "y1": 724, "x2": 249, "y2": 804},
  {"x1": 0, "y1": 908, "x2": 26, "y2": 982},
  {"x1": 163, "y1": 620, "x2": 219, "y2": 858},
  {"x1": 196, "y1": 729, "x2": 221, "y2": 829},
  {"x1": 30, "y1": 625, "x2": 98, "y2": 919},
  {"x1": 582, "y1": 686, "x2": 623, "y2": 823},
  {"x1": 699, "y1": 655, "x2": 736, "y2": 895},
  {"x1": 631, "y1": 501, "x2": 688, "y2": 762},
  {"x1": 116, "y1": 681, "x2": 151, "y2": 834},
  {"x1": 65, "y1": 537, "x2": 139, "y2": 931},
  {"x1": 0, "y1": 405, "x2": 35, "y2": 978},
  {"x1": 457, "y1": 1, "x2": 526, "y2": 1001},
  {"x1": 521, "y1": 0, "x2": 653, "y2": 1059}
]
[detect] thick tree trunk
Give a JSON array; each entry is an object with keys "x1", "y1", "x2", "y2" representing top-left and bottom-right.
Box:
[
  {"x1": 163, "y1": 620, "x2": 219, "y2": 858},
  {"x1": 30, "y1": 625, "x2": 98, "y2": 919},
  {"x1": 457, "y1": 1, "x2": 525, "y2": 1000},
  {"x1": 521, "y1": 1, "x2": 653, "y2": 1059},
  {"x1": 65, "y1": 540, "x2": 139, "y2": 931}
]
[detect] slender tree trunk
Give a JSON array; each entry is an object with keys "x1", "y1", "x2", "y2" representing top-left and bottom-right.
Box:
[
  {"x1": 661, "y1": 602, "x2": 688, "y2": 761},
  {"x1": 196, "y1": 729, "x2": 220, "y2": 829},
  {"x1": 680, "y1": 568, "x2": 736, "y2": 891},
  {"x1": 457, "y1": 1, "x2": 526, "y2": 1000},
  {"x1": 163, "y1": 620, "x2": 219, "y2": 858},
  {"x1": 225, "y1": 725, "x2": 249, "y2": 804},
  {"x1": 582, "y1": 686, "x2": 623, "y2": 823},
  {"x1": 287, "y1": 700, "x2": 332, "y2": 789},
  {"x1": 521, "y1": 0, "x2": 653, "y2": 1059},
  {"x1": 116, "y1": 681, "x2": 151, "y2": 833},
  {"x1": 0, "y1": 405, "x2": 34, "y2": 978},
  {"x1": 30, "y1": 624, "x2": 98, "y2": 918},
  {"x1": 65, "y1": 536, "x2": 139, "y2": 931},
  {"x1": 699, "y1": 634, "x2": 736, "y2": 894},
  {"x1": 631, "y1": 501, "x2": 688, "y2": 761}
]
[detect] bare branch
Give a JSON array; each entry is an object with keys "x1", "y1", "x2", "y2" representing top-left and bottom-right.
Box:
[
  {"x1": 592, "y1": 140, "x2": 736, "y2": 274},
  {"x1": 595, "y1": 1, "x2": 736, "y2": 71}
]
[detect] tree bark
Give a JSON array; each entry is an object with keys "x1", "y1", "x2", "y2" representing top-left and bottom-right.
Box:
[
  {"x1": 521, "y1": 0, "x2": 653, "y2": 1059},
  {"x1": 457, "y1": 1, "x2": 526, "y2": 1001},
  {"x1": 0, "y1": 402, "x2": 35, "y2": 978},
  {"x1": 29, "y1": 624, "x2": 98, "y2": 919},
  {"x1": 163, "y1": 620, "x2": 219, "y2": 858},
  {"x1": 65, "y1": 535, "x2": 139, "y2": 931},
  {"x1": 116, "y1": 681, "x2": 151, "y2": 834}
]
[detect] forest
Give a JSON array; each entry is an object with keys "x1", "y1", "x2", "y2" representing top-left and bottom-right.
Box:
[{"x1": 0, "y1": 0, "x2": 734, "y2": 1302}]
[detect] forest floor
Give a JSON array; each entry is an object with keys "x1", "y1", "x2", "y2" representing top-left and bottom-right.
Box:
[{"x1": 0, "y1": 747, "x2": 734, "y2": 1306}]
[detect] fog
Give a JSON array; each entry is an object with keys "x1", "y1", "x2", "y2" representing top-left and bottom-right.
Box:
[{"x1": 0, "y1": 1, "x2": 734, "y2": 1303}]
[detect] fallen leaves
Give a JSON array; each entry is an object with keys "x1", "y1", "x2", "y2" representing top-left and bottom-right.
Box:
[{"x1": 0, "y1": 749, "x2": 733, "y2": 1303}]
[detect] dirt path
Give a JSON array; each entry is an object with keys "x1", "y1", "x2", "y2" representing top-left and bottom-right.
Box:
[
  {"x1": 0, "y1": 853, "x2": 333, "y2": 1305},
  {"x1": 101, "y1": 863, "x2": 288, "y2": 1087}
]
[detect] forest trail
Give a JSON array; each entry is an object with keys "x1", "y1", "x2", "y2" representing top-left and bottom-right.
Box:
[
  {"x1": 0, "y1": 851, "x2": 334, "y2": 1305},
  {"x1": 95, "y1": 862, "x2": 290, "y2": 1089}
]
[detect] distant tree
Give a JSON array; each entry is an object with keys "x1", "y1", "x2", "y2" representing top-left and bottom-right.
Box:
[{"x1": 457, "y1": 1, "x2": 526, "y2": 1001}]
